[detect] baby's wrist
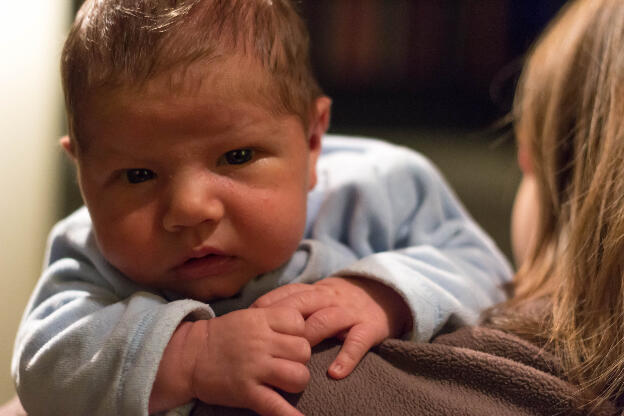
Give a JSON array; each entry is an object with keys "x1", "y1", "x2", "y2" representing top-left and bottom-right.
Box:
[
  {"x1": 377, "y1": 284, "x2": 412, "y2": 337},
  {"x1": 340, "y1": 276, "x2": 412, "y2": 337},
  {"x1": 149, "y1": 320, "x2": 203, "y2": 413}
]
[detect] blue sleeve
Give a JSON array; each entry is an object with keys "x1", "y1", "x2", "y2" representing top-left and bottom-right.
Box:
[
  {"x1": 11, "y1": 209, "x2": 214, "y2": 416},
  {"x1": 307, "y1": 136, "x2": 513, "y2": 341}
]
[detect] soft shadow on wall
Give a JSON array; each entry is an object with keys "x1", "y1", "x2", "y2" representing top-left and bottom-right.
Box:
[
  {"x1": 0, "y1": 1, "x2": 70, "y2": 404},
  {"x1": 64, "y1": 0, "x2": 569, "y2": 261}
]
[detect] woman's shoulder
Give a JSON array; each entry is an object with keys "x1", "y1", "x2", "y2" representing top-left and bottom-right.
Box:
[{"x1": 193, "y1": 327, "x2": 618, "y2": 416}]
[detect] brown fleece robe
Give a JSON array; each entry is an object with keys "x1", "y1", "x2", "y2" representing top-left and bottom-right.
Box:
[{"x1": 192, "y1": 327, "x2": 617, "y2": 416}]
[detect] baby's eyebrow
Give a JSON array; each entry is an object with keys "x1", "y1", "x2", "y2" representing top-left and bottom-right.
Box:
[
  {"x1": 207, "y1": 118, "x2": 284, "y2": 142},
  {"x1": 81, "y1": 143, "x2": 149, "y2": 165}
]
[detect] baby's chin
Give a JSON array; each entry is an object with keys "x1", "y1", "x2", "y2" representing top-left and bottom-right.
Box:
[{"x1": 169, "y1": 278, "x2": 253, "y2": 303}]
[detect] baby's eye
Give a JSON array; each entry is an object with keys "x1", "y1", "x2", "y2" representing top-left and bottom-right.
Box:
[
  {"x1": 125, "y1": 169, "x2": 155, "y2": 184},
  {"x1": 223, "y1": 148, "x2": 254, "y2": 165}
]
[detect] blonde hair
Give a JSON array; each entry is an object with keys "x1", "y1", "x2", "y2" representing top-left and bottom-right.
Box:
[
  {"x1": 489, "y1": 0, "x2": 624, "y2": 408},
  {"x1": 61, "y1": 0, "x2": 323, "y2": 146}
]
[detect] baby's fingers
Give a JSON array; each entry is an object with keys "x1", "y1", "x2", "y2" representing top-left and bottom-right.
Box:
[
  {"x1": 304, "y1": 306, "x2": 354, "y2": 346},
  {"x1": 265, "y1": 290, "x2": 334, "y2": 318},
  {"x1": 265, "y1": 358, "x2": 310, "y2": 394},
  {"x1": 272, "y1": 334, "x2": 311, "y2": 364},
  {"x1": 328, "y1": 323, "x2": 377, "y2": 380},
  {"x1": 248, "y1": 385, "x2": 304, "y2": 416},
  {"x1": 265, "y1": 307, "x2": 306, "y2": 336},
  {"x1": 252, "y1": 283, "x2": 313, "y2": 308}
]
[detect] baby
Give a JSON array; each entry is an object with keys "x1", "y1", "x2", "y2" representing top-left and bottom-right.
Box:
[{"x1": 12, "y1": 1, "x2": 512, "y2": 415}]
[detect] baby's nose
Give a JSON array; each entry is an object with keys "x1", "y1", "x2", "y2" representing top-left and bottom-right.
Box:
[{"x1": 162, "y1": 176, "x2": 225, "y2": 232}]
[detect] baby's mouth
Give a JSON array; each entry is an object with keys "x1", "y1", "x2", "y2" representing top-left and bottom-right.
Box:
[
  {"x1": 174, "y1": 253, "x2": 236, "y2": 280},
  {"x1": 184, "y1": 254, "x2": 215, "y2": 265}
]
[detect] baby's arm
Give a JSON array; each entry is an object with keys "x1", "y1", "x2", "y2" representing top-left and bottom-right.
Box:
[
  {"x1": 257, "y1": 137, "x2": 512, "y2": 377},
  {"x1": 253, "y1": 276, "x2": 411, "y2": 379},
  {"x1": 12, "y1": 210, "x2": 211, "y2": 415},
  {"x1": 14, "y1": 210, "x2": 309, "y2": 416},
  {"x1": 13, "y1": 282, "x2": 209, "y2": 415},
  {"x1": 149, "y1": 307, "x2": 310, "y2": 416}
]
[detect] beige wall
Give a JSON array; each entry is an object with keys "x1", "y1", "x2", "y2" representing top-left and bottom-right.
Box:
[{"x1": 0, "y1": 2, "x2": 70, "y2": 403}]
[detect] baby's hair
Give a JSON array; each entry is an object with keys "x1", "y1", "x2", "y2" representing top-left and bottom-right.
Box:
[
  {"x1": 62, "y1": 0, "x2": 323, "y2": 147},
  {"x1": 489, "y1": 0, "x2": 624, "y2": 409}
]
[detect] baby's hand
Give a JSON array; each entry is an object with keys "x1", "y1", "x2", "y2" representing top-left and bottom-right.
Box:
[
  {"x1": 252, "y1": 277, "x2": 412, "y2": 380},
  {"x1": 150, "y1": 308, "x2": 310, "y2": 416}
]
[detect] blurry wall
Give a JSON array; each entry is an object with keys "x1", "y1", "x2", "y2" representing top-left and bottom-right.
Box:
[{"x1": 0, "y1": 1, "x2": 70, "y2": 403}]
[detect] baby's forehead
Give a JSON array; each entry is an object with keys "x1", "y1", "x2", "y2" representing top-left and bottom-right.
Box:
[
  {"x1": 77, "y1": 55, "x2": 281, "y2": 126},
  {"x1": 75, "y1": 69, "x2": 301, "y2": 153},
  {"x1": 73, "y1": 92, "x2": 306, "y2": 168},
  {"x1": 124, "y1": 55, "x2": 280, "y2": 110},
  {"x1": 135, "y1": 53, "x2": 275, "y2": 98}
]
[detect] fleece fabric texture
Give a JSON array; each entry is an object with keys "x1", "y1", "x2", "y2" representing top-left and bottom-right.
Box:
[
  {"x1": 12, "y1": 136, "x2": 511, "y2": 415},
  {"x1": 194, "y1": 326, "x2": 618, "y2": 416}
]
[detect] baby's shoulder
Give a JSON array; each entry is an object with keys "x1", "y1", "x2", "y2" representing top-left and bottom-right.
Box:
[
  {"x1": 322, "y1": 134, "x2": 408, "y2": 155},
  {"x1": 45, "y1": 206, "x2": 99, "y2": 263},
  {"x1": 49, "y1": 206, "x2": 93, "y2": 242},
  {"x1": 319, "y1": 135, "x2": 439, "y2": 181}
]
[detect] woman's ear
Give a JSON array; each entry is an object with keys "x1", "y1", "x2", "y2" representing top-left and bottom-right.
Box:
[
  {"x1": 517, "y1": 146, "x2": 533, "y2": 174},
  {"x1": 60, "y1": 135, "x2": 77, "y2": 161}
]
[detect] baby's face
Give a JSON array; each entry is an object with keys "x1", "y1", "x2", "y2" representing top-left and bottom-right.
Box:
[{"x1": 70, "y1": 84, "x2": 321, "y2": 301}]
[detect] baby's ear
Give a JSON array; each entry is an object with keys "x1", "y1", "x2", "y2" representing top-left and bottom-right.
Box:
[
  {"x1": 306, "y1": 97, "x2": 331, "y2": 191},
  {"x1": 60, "y1": 135, "x2": 77, "y2": 161},
  {"x1": 309, "y1": 96, "x2": 331, "y2": 142}
]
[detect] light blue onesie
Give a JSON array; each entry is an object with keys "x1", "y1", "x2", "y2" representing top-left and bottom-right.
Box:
[{"x1": 12, "y1": 135, "x2": 512, "y2": 415}]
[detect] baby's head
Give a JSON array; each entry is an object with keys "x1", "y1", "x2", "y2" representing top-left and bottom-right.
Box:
[
  {"x1": 62, "y1": 0, "x2": 325, "y2": 143},
  {"x1": 61, "y1": 0, "x2": 331, "y2": 301}
]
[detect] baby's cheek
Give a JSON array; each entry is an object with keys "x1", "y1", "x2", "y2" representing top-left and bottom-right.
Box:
[
  {"x1": 241, "y1": 193, "x2": 307, "y2": 270},
  {"x1": 94, "y1": 218, "x2": 163, "y2": 283}
]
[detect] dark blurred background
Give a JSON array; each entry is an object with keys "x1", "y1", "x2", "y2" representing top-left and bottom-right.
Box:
[
  {"x1": 302, "y1": 0, "x2": 568, "y2": 129},
  {"x1": 67, "y1": 0, "x2": 570, "y2": 260}
]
